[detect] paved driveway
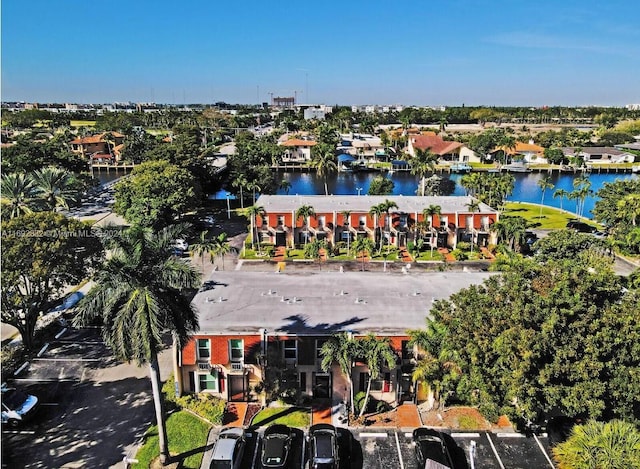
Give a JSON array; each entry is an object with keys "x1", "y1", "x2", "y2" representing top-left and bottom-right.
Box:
[{"x1": 1, "y1": 326, "x2": 173, "y2": 468}]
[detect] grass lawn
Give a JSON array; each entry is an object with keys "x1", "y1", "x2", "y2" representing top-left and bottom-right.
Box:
[
  {"x1": 70, "y1": 120, "x2": 96, "y2": 127},
  {"x1": 503, "y1": 202, "x2": 601, "y2": 230},
  {"x1": 414, "y1": 250, "x2": 445, "y2": 261},
  {"x1": 250, "y1": 407, "x2": 310, "y2": 428},
  {"x1": 132, "y1": 411, "x2": 211, "y2": 469}
]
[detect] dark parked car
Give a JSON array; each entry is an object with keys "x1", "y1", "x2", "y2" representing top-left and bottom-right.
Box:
[
  {"x1": 566, "y1": 221, "x2": 596, "y2": 233},
  {"x1": 261, "y1": 424, "x2": 293, "y2": 468},
  {"x1": 210, "y1": 427, "x2": 246, "y2": 469},
  {"x1": 413, "y1": 427, "x2": 454, "y2": 468},
  {"x1": 308, "y1": 424, "x2": 339, "y2": 469}
]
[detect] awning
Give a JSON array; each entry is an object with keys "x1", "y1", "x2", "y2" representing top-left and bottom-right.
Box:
[{"x1": 338, "y1": 154, "x2": 356, "y2": 163}]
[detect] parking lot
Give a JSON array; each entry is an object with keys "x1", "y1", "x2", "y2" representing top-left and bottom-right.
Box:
[
  {"x1": 201, "y1": 427, "x2": 556, "y2": 469},
  {"x1": 2, "y1": 326, "x2": 171, "y2": 468}
]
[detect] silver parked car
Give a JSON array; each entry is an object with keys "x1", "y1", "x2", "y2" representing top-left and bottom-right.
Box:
[{"x1": 210, "y1": 427, "x2": 246, "y2": 469}]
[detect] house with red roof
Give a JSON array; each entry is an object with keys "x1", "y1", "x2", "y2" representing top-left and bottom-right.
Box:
[
  {"x1": 70, "y1": 132, "x2": 125, "y2": 163},
  {"x1": 407, "y1": 132, "x2": 480, "y2": 163},
  {"x1": 278, "y1": 137, "x2": 317, "y2": 163}
]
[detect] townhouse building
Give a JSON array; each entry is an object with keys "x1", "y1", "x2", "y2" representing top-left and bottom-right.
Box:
[
  {"x1": 178, "y1": 271, "x2": 493, "y2": 406},
  {"x1": 254, "y1": 195, "x2": 499, "y2": 251}
]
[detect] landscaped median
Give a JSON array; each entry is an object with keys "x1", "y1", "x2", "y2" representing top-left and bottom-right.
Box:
[
  {"x1": 131, "y1": 377, "x2": 225, "y2": 469},
  {"x1": 250, "y1": 406, "x2": 311, "y2": 428},
  {"x1": 503, "y1": 201, "x2": 601, "y2": 230}
]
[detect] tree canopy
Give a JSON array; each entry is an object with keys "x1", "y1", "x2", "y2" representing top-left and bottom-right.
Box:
[
  {"x1": 113, "y1": 160, "x2": 201, "y2": 228},
  {"x1": 415, "y1": 253, "x2": 640, "y2": 424},
  {"x1": 1, "y1": 212, "x2": 103, "y2": 350}
]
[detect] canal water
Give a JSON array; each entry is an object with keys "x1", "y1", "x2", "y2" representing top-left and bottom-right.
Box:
[
  {"x1": 96, "y1": 167, "x2": 637, "y2": 219},
  {"x1": 276, "y1": 171, "x2": 638, "y2": 219}
]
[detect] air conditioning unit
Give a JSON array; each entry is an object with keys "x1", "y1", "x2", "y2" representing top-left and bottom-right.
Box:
[
  {"x1": 231, "y1": 363, "x2": 243, "y2": 371},
  {"x1": 198, "y1": 363, "x2": 211, "y2": 371}
]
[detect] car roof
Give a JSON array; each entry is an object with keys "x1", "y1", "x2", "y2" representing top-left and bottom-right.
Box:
[
  {"x1": 212, "y1": 428, "x2": 243, "y2": 460},
  {"x1": 312, "y1": 431, "x2": 335, "y2": 459}
]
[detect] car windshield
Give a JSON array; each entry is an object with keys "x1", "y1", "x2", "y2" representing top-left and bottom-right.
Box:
[
  {"x1": 210, "y1": 461, "x2": 232, "y2": 469},
  {"x1": 263, "y1": 434, "x2": 288, "y2": 463},
  {"x1": 2, "y1": 389, "x2": 28, "y2": 408},
  {"x1": 314, "y1": 433, "x2": 335, "y2": 459}
]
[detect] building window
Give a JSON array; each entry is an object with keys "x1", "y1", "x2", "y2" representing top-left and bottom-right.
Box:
[
  {"x1": 277, "y1": 215, "x2": 285, "y2": 227},
  {"x1": 197, "y1": 339, "x2": 210, "y2": 360},
  {"x1": 198, "y1": 369, "x2": 218, "y2": 392},
  {"x1": 440, "y1": 216, "x2": 448, "y2": 228},
  {"x1": 466, "y1": 215, "x2": 474, "y2": 230},
  {"x1": 316, "y1": 339, "x2": 328, "y2": 359},
  {"x1": 359, "y1": 216, "x2": 366, "y2": 227},
  {"x1": 360, "y1": 372, "x2": 391, "y2": 392},
  {"x1": 318, "y1": 216, "x2": 325, "y2": 228},
  {"x1": 229, "y1": 339, "x2": 244, "y2": 362},
  {"x1": 400, "y1": 214, "x2": 408, "y2": 227},
  {"x1": 481, "y1": 216, "x2": 489, "y2": 231},
  {"x1": 284, "y1": 339, "x2": 297, "y2": 360},
  {"x1": 300, "y1": 372, "x2": 307, "y2": 391}
]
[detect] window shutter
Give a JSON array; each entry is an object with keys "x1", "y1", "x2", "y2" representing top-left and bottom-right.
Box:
[
  {"x1": 219, "y1": 372, "x2": 225, "y2": 392},
  {"x1": 383, "y1": 372, "x2": 391, "y2": 392}
]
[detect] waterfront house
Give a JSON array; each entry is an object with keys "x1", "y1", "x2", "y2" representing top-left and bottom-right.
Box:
[
  {"x1": 562, "y1": 146, "x2": 636, "y2": 164},
  {"x1": 406, "y1": 132, "x2": 480, "y2": 163},
  {"x1": 278, "y1": 138, "x2": 317, "y2": 163},
  {"x1": 491, "y1": 141, "x2": 545, "y2": 164},
  {"x1": 69, "y1": 132, "x2": 125, "y2": 162}
]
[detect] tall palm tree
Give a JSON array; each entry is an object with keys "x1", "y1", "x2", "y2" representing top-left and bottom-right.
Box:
[
  {"x1": 189, "y1": 230, "x2": 218, "y2": 273},
  {"x1": 368, "y1": 203, "x2": 385, "y2": 253},
  {"x1": 340, "y1": 210, "x2": 352, "y2": 254},
  {"x1": 74, "y1": 224, "x2": 200, "y2": 465},
  {"x1": 320, "y1": 332, "x2": 360, "y2": 415},
  {"x1": 246, "y1": 181, "x2": 261, "y2": 205},
  {"x1": 358, "y1": 334, "x2": 397, "y2": 417},
  {"x1": 466, "y1": 199, "x2": 481, "y2": 251},
  {"x1": 232, "y1": 175, "x2": 248, "y2": 209},
  {"x1": 1, "y1": 173, "x2": 36, "y2": 219},
  {"x1": 310, "y1": 146, "x2": 337, "y2": 196},
  {"x1": 493, "y1": 216, "x2": 528, "y2": 251},
  {"x1": 411, "y1": 148, "x2": 439, "y2": 196},
  {"x1": 295, "y1": 204, "x2": 315, "y2": 247},
  {"x1": 213, "y1": 232, "x2": 234, "y2": 270},
  {"x1": 572, "y1": 177, "x2": 592, "y2": 217},
  {"x1": 379, "y1": 199, "x2": 398, "y2": 252},
  {"x1": 537, "y1": 176, "x2": 554, "y2": 219},
  {"x1": 553, "y1": 188, "x2": 569, "y2": 212},
  {"x1": 240, "y1": 205, "x2": 266, "y2": 253},
  {"x1": 32, "y1": 166, "x2": 77, "y2": 211},
  {"x1": 422, "y1": 205, "x2": 441, "y2": 256},
  {"x1": 617, "y1": 193, "x2": 640, "y2": 227}
]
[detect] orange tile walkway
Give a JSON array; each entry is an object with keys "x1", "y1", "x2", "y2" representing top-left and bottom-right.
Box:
[
  {"x1": 438, "y1": 247, "x2": 456, "y2": 262},
  {"x1": 222, "y1": 402, "x2": 248, "y2": 427},
  {"x1": 311, "y1": 399, "x2": 333, "y2": 425},
  {"x1": 398, "y1": 247, "x2": 413, "y2": 263},
  {"x1": 480, "y1": 247, "x2": 495, "y2": 261},
  {"x1": 396, "y1": 403, "x2": 422, "y2": 428}
]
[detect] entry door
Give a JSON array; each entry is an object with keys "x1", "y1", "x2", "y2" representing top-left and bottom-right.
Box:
[
  {"x1": 314, "y1": 374, "x2": 332, "y2": 398},
  {"x1": 275, "y1": 232, "x2": 286, "y2": 246},
  {"x1": 228, "y1": 375, "x2": 248, "y2": 402}
]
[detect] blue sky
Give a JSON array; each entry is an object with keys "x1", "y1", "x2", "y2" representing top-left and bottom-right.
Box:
[{"x1": 2, "y1": 0, "x2": 639, "y2": 106}]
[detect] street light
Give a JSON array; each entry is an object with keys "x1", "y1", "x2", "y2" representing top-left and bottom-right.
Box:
[
  {"x1": 356, "y1": 187, "x2": 363, "y2": 196},
  {"x1": 226, "y1": 193, "x2": 231, "y2": 219}
]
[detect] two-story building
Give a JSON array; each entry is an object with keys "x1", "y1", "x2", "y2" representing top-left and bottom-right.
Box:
[
  {"x1": 406, "y1": 132, "x2": 481, "y2": 164},
  {"x1": 254, "y1": 195, "x2": 499, "y2": 250},
  {"x1": 178, "y1": 270, "x2": 493, "y2": 407},
  {"x1": 278, "y1": 138, "x2": 317, "y2": 163},
  {"x1": 69, "y1": 132, "x2": 125, "y2": 163}
]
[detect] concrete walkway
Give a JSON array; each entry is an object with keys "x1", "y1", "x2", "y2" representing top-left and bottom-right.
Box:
[
  {"x1": 396, "y1": 403, "x2": 422, "y2": 428},
  {"x1": 222, "y1": 402, "x2": 248, "y2": 427}
]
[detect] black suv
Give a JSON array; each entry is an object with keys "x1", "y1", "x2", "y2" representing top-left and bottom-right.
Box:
[
  {"x1": 566, "y1": 221, "x2": 596, "y2": 233},
  {"x1": 308, "y1": 424, "x2": 339, "y2": 469}
]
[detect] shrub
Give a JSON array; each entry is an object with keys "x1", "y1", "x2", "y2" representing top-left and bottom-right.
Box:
[
  {"x1": 162, "y1": 375, "x2": 225, "y2": 424},
  {"x1": 376, "y1": 400, "x2": 391, "y2": 413},
  {"x1": 457, "y1": 242, "x2": 471, "y2": 251},
  {"x1": 354, "y1": 392, "x2": 368, "y2": 415},
  {"x1": 478, "y1": 401, "x2": 501, "y2": 423},
  {"x1": 451, "y1": 249, "x2": 468, "y2": 261}
]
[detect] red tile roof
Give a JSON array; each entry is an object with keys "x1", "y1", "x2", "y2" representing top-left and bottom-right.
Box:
[
  {"x1": 280, "y1": 138, "x2": 317, "y2": 147},
  {"x1": 69, "y1": 132, "x2": 124, "y2": 145},
  {"x1": 410, "y1": 134, "x2": 463, "y2": 155}
]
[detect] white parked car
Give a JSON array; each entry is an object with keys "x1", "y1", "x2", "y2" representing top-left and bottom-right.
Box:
[
  {"x1": 210, "y1": 427, "x2": 246, "y2": 469},
  {"x1": 1, "y1": 387, "x2": 39, "y2": 427},
  {"x1": 172, "y1": 239, "x2": 189, "y2": 251}
]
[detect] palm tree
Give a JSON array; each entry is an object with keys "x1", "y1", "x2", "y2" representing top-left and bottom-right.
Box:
[
  {"x1": 320, "y1": 332, "x2": 359, "y2": 415},
  {"x1": 553, "y1": 188, "x2": 569, "y2": 212},
  {"x1": 498, "y1": 135, "x2": 517, "y2": 164},
  {"x1": 493, "y1": 216, "x2": 528, "y2": 251},
  {"x1": 552, "y1": 420, "x2": 640, "y2": 469},
  {"x1": 422, "y1": 205, "x2": 441, "y2": 256},
  {"x1": 340, "y1": 210, "x2": 352, "y2": 254},
  {"x1": 310, "y1": 146, "x2": 337, "y2": 196},
  {"x1": 74, "y1": 224, "x2": 200, "y2": 465},
  {"x1": 537, "y1": 176, "x2": 554, "y2": 219},
  {"x1": 279, "y1": 179, "x2": 292, "y2": 195},
  {"x1": 368, "y1": 203, "x2": 385, "y2": 253},
  {"x1": 617, "y1": 193, "x2": 640, "y2": 226},
  {"x1": 295, "y1": 204, "x2": 315, "y2": 247},
  {"x1": 466, "y1": 199, "x2": 481, "y2": 251},
  {"x1": 1, "y1": 172, "x2": 36, "y2": 219},
  {"x1": 32, "y1": 167, "x2": 77, "y2": 211},
  {"x1": 358, "y1": 334, "x2": 397, "y2": 417},
  {"x1": 212, "y1": 232, "x2": 234, "y2": 270},
  {"x1": 352, "y1": 236, "x2": 374, "y2": 271},
  {"x1": 240, "y1": 205, "x2": 266, "y2": 253},
  {"x1": 232, "y1": 175, "x2": 248, "y2": 209},
  {"x1": 246, "y1": 181, "x2": 261, "y2": 205},
  {"x1": 410, "y1": 148, "x2": 439, "y2": 196},
  {"x1": 572, "y1": 177, "x2": 592, "y2": 217},
  {"x1": 379, "y1": 199, "x2": 398, "y2": 252},
  {"x1": 189, "y1": 230, "x2": 218, "y2": 273}
]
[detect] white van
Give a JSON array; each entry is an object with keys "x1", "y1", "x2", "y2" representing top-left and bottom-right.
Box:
[{"x1": 1, "y1": 387, "x2": 39, "y2": 427}]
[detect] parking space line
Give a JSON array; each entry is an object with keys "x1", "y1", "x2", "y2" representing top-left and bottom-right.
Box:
[
  {"x1": 37, "y1": 343, "x2": 50, "y2": 357},
  {"x1": 534, "y1": 434, "x2": 555, "y2": 468},
  {"x1": 300, "y1": 435, "x2": 306, "y2": 469},
  {"x1": 359, "y1": 432, "x2": 388, "y2": 438},
  {"x1": 485, "y1": 433, "x2": 506, "y2": 469},
  {"x1": 1, "y1": 430, "x2": 35, "y2": 435},
  {"x1": 453, "y1": 432, "x2": 481, "y2": 438},
  {"x1": 394, "y1": 431, "x2": 405, "y2": 469},
  {"x1": 12, "y1": 378, "x2": 80, "y2": 382},
  {"x1": 496, "y1": 432, "x2": 525, "y2": 438},
  {"x1": 32, "y1": 358, "x2": 102, "y2": 362},
  {"x1": 54, "y1": 340, "x2": 103, "y2": 344},
  {"x1": 404, "y1": 432, "x2": 413, "y2": 437},
  {"x1": 54, "y1": 328, "x2": 67, "y2": 339},
  {"x1": 251, "y1": 434, "x2": 259, "y2": 468}
]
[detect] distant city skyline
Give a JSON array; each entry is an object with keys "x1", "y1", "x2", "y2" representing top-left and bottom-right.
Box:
[{"x1": 2, "y1": 0, "x2": 639, "y2": 107}]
